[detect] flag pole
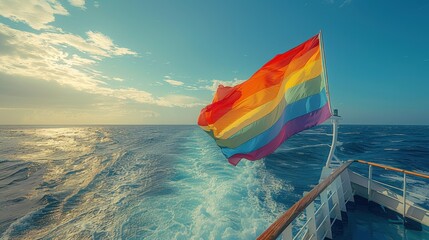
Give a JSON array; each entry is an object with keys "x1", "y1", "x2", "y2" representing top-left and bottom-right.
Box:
[
  {"x1": 319, "y1": 30, "x2": 341, "y2": 168},
  {"x1": 319, "y1": 30, "x2": 332, "y2": 114}
]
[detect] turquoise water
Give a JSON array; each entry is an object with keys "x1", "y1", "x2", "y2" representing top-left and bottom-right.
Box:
[{"x1": 0, "y1": 125, "x2": 428, "y2": 239}]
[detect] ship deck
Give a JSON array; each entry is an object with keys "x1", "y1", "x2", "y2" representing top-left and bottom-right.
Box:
[{"x1": 337, "y1": 199, "x2": 429, "y2": 240}]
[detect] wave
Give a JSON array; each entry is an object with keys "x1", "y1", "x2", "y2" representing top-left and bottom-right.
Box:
[
  {"x1": 384, "y1": 148, "x2": 399, "y2": 151},
  {"x1": 283, "y1": 143, "x2": 330, "y2": 151}
]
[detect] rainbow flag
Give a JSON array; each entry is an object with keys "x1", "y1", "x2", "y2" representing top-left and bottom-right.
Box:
[{"x1": 198, "y1": 33, "x2": 332, "y2": 165}]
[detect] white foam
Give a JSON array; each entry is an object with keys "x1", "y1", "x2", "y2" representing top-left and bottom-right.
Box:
[
  {"x1": 284, "y1": 143, "x2": 330, "y2": 151},
  {"x1": 128, "y1": 129, "x2": 294, "y2": 239},
  {"x1": 384, "y1": 148, "x2": 399, "y2": 151}
]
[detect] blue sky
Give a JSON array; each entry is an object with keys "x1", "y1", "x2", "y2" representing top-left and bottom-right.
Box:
[{"x1": 0, "y1": 0, "x2": 428, "y2": 125}]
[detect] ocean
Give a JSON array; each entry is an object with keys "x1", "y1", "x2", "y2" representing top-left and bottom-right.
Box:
[{"x1": 0, "y1": 125, "x2": 428, "y2": 239}]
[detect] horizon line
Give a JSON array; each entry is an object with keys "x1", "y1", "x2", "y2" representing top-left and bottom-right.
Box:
[{"x1": 0, "y1": 123, "x2": 428, "y2": 127}]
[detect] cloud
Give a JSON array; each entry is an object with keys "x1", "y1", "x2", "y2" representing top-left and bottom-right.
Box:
[
  {"x1": 164, "y1": 79, "x2": 184, "y2": 86},
  {"x1": 0, "y1": 72, "x2": 203, "y2": 124},
  {"x1": 0, "y1": 0, "x2": 69, "y2": 30},
  {"x1": 203, "y1": 79, "x2": 245, "y2": 91},
  {"x1": 112, "y1": 77, "x2": 124, "y2": 82},
  {"x1": 39, "y1": 31, "x2": 137, "y2": 57},
  {"x1": 185, "y1": 86, "x2": 199, "y2": 90},
  {"x1": 69, "y1": 0, "x2": 86, "y2": 9},
  {"x1": 0, "y1": 73, "x2": 167, "y2": 124},
  {"x1": 0, "y1": 72, "x2": 99, "y2": 108},
  {"x1": 163, "y1": 75, "x2": 184, "y2": 86},
  {"x1": 0, "y1": 23, "x2": 132, "y2": 91},
  {"x1": 0, "y1": 1, "x2": 203, "y2": 113},
  {"x1": 0, "y1": 24, "x2": 201, "y2": 108},
  {"x1": 86, "y1": 31, "x2": 136, "y2": 56},
  {"x1": 157, "y1": 95, "x2": 204, "y2": 108}
]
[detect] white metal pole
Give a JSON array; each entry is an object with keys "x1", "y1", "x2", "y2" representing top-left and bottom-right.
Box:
[
  {"x1": 319, "y1": 31, "x2": 332, "y2": 114},
  {"x1": 305, "y1": 201, "x2": 317, "y2": 239},
  {"x1": 368, "y1": 165, "x2": 373, "y2": 202},
  {"x1": 326, "y1": 117, "x2": 339, "y2": 167},
  {"x1": 403, "y1": 173, "x2": 407, "y2": 224}
]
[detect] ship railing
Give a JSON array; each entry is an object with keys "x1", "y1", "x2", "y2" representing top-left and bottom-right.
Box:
[
  {"x1": 357, "y1": 160, "x2": 429, "y2": 223},
  {"x1": 257, "y1": 160, "x2": 429, "y2": 240},
  {"x1": 258, "y1": 160, "x2": 354, "y2": 240}
]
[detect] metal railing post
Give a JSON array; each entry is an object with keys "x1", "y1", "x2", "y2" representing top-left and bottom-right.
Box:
[
  {"x1": 305, "y1": 201, "x2": 317, "y2": 240},
  {"x1": 341, "y1": 169, "x2": 354, "y2": 203},
  {"x1": 331, "y1": 183, "x2": 342, "y2": 221},
  {"x1": 335, "y1": 175, "x2": 346, "y2": 212},
  {"x1": 403, "y1": 172, "x2": 407, "y2": 224},
  {"x1": 319, "y1": 190, "x2": 332, "y2": 239},
  {"x1": 368, "y1": 165, "x2": 373, "y2": 201}
]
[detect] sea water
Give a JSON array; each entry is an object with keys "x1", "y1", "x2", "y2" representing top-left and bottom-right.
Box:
[{"x1": 0, "y1": 125, "x2": 428, "y2": 239}]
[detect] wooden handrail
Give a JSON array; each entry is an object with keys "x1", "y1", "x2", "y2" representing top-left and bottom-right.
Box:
[
  {"x1": 356, "y1": 160, "x2": 429, "y2": 179},
  {"x1": 257, "y1": 160, "x2": 354, "y2": 240}
]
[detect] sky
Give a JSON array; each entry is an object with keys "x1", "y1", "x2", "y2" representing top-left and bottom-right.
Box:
[{"x1": 0, "y1": 0, "x2": 428, "y2": 125}]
